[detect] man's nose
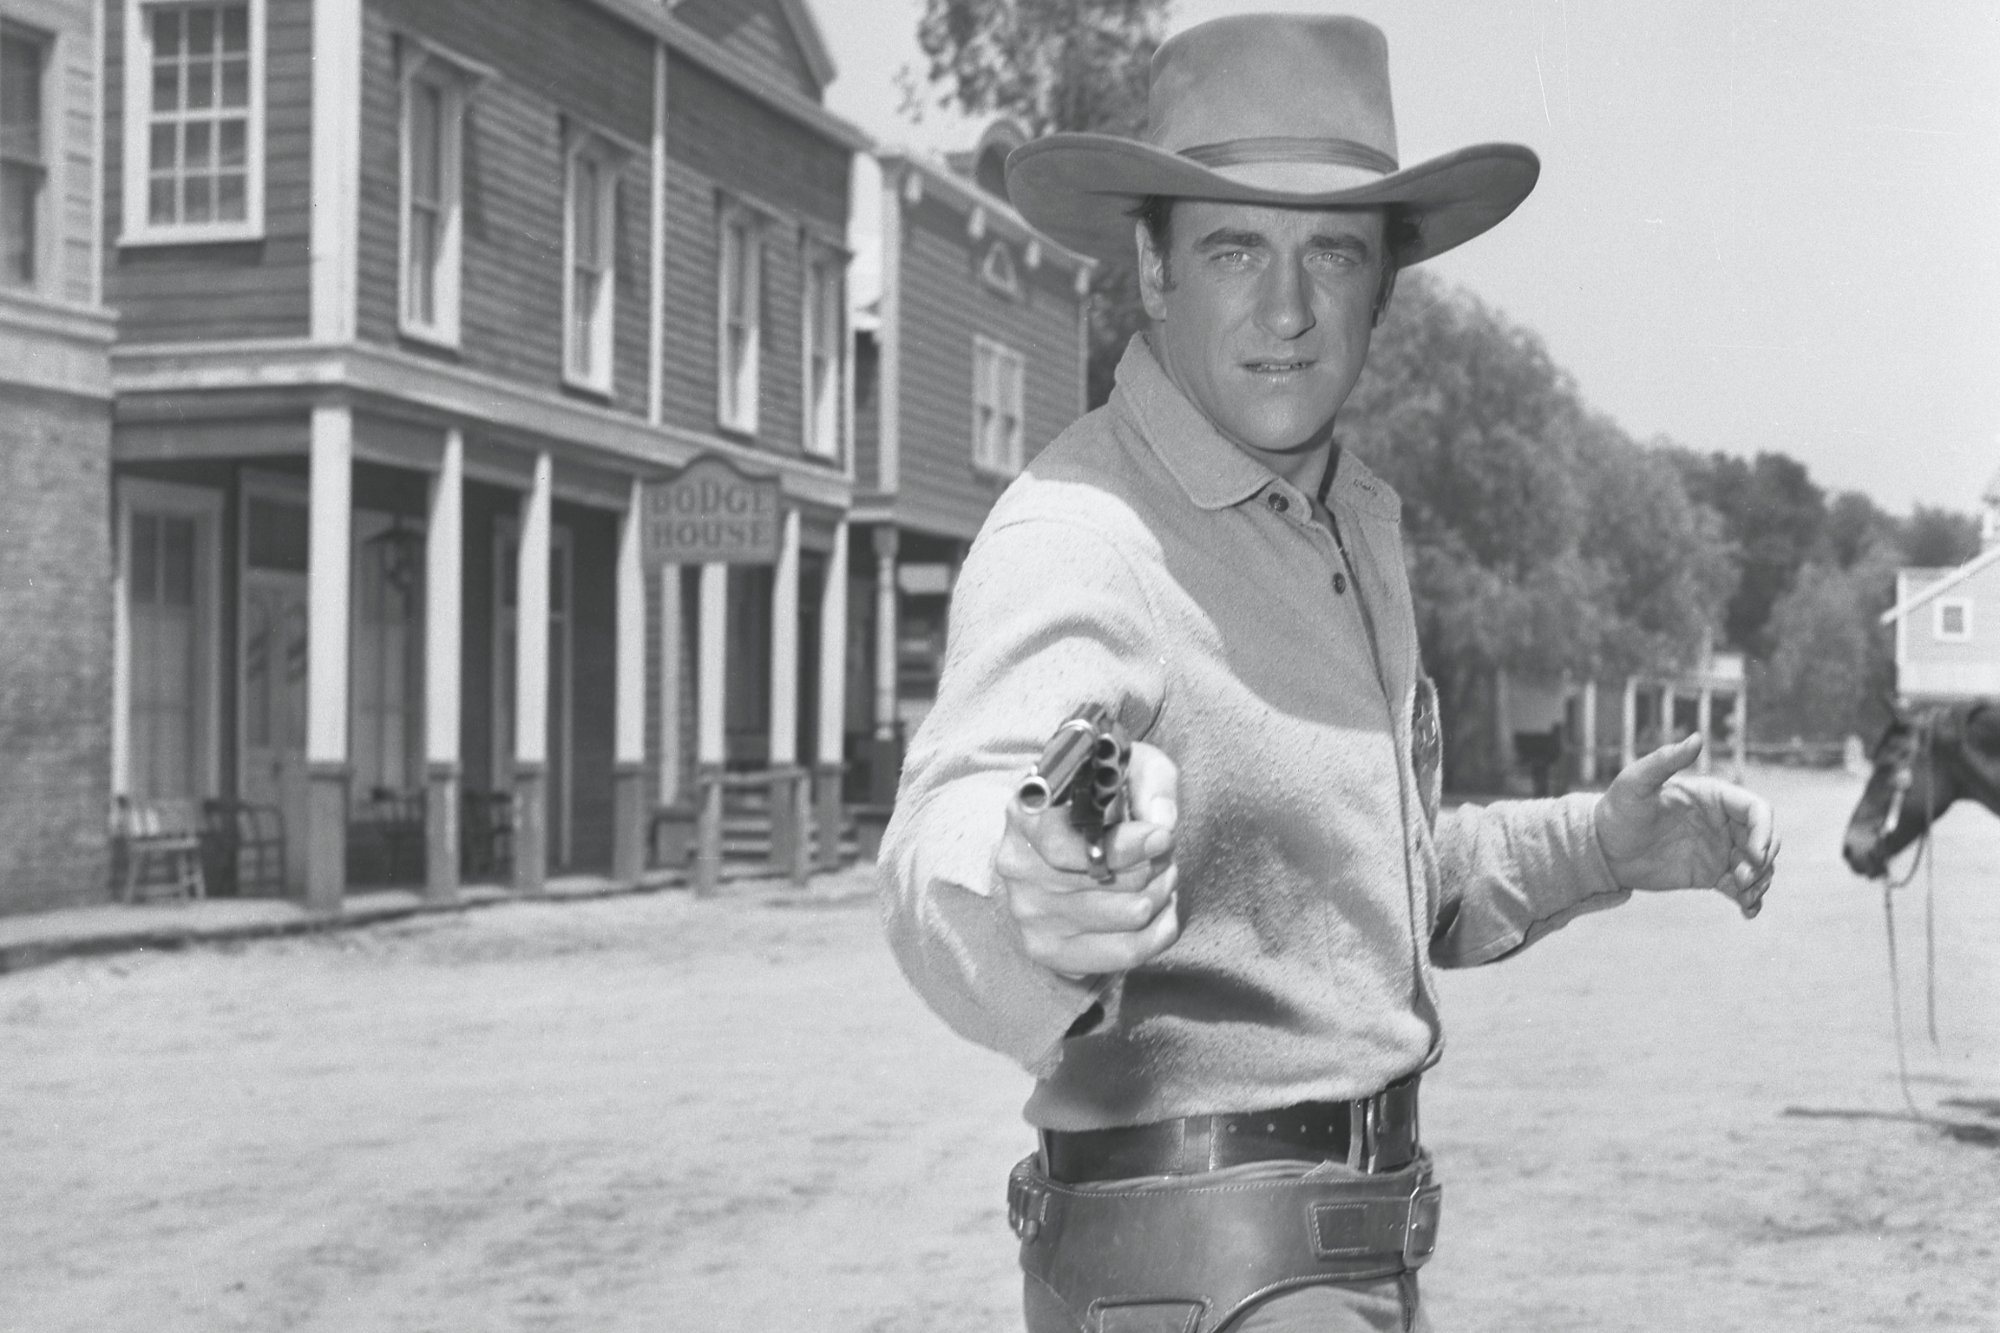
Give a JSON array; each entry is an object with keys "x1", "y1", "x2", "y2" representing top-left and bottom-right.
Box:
[{"x1": 1256, "y1": 259, "x2": 1316, "y2": 339}]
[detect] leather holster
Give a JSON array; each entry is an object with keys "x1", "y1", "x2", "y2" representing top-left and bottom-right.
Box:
[{"x1": 1009, "y1": 1151, "x2": 1441, "y2": 1333}]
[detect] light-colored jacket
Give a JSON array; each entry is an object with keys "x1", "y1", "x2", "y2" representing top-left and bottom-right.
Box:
[{"x1": 879, "y1": 338, "x2": 1626, "y2": 1132}]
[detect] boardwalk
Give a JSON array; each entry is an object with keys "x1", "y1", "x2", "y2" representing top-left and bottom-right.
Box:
[{"x1": 3, "y1": 765, "x2": 1996, "y2": 1331}]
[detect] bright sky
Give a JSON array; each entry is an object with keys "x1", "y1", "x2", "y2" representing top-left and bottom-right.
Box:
[{"x1": 819, "y1": 0, "x2": 2000, "y2": 515}]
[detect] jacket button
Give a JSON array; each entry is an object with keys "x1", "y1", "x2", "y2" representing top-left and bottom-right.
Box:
[
  {"x1": 1333, "y1": 571, "x2": 1348, "y2": 595},
  {"x1": 1266, "y1": 492, "x2": 1289, "y2": 514}
]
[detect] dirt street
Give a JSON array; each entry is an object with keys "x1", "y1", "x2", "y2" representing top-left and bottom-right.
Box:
[{"x1": 3, "y1": 764, "x2": 1996, "y2": 1332}]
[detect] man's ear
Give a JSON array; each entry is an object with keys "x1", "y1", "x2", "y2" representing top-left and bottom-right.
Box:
[
  {"x1": 1136, "y1": 220, "x2": 1170, "y2": 321},
  {"x1": 1372, "y1": 265, "x2": 1400, "y2": 327}
]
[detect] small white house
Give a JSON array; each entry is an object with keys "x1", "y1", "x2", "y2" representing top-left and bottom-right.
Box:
[{"x1": 1880, "y1": 463, "x2": 2000, "y2": 701}]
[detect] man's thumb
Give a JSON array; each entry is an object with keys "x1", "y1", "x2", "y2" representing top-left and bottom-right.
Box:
[{"x1": 1621, "y1": 732, "x2": 1703, "y2": 793}]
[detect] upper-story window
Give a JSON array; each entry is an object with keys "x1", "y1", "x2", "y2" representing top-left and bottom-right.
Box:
[
  {"x1": 122, "y1": 0, "x2": 263, "y2": 244},
  {"x1": 801, "y1": 244, "x2": 842, "y2": 459},
  {"x1": 399, "y1": 42, "x2": 480, "y2": 346},
  {"x1": 1935, "y1": 597, "x2": 1972, "y2": 643},
  {"x1": 972, "y1": 335, "x2": 1026, "y2": 477},
  {"x1": 716, "y1": 201, "x2": 763, "y2": 434},
  {"x1": 563, "y1": 129, "x2": 624, "y2": 393},
  {"x1": 979, "y1": 241, "x2": 1019, "y2": 298},
  {"x1": 0, "y1": 22, "x2": 48, "y2": 287}
]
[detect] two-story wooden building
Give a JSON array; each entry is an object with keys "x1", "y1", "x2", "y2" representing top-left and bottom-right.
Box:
[
  {"x1": 847, "y1": 120, "x2": 1093, "y2": 800},
  {"x1": 103, "y1": 0, "x2": 865, "y2": 910},
  {"x1": 0, "y1": 0, "x2": 117, "y2": 913},
  {"x1": 1880, "y1": 463, "x2": 2000, "y2": 702}
]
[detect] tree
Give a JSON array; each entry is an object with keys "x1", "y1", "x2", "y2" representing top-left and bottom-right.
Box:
[
  {"x1": 1754, "y1": 550, "x2": 1899, "y2": 743},
  {"x1": 1899, "y1": 504, "x2": 1981, "y2": 568},
  {"x1": 906, "y1": 0, "x2": 1171, "y2": 407},
  {"x1": 1669, "y1": 450, "x2": 1826, "y2": 657}
]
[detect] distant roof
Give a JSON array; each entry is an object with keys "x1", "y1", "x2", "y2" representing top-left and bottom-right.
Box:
[{"x1": 1879, "y1": 543, "x2": 2000, "y2": 625}]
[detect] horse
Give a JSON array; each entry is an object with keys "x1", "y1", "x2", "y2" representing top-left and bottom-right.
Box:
[{"x1": 1842, "y1": 700, "x2": 2000, "y2": 878}]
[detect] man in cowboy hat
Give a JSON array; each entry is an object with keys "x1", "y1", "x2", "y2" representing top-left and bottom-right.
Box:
[{"x1": 879, "y1": 12, "x2": 1779, "y2": 1331}]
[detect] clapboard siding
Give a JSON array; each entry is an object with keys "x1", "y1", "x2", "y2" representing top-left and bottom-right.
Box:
[
  {"x1": 102, "y1": 0, "x2": 312, "y2": 341},
  {"x1": 889, "y1": 189, "x2": 1084, "y2": 538},
  {"x1": 671, "y1": 0, "x2": 817, "y2": 100},
  {"x1": 356, "y1": 0, "x2": 651, "y2": 416},
  {"x1": 55, "y1": 11, "x2": 96, "y2": 305},
  {"x1": 368, "y1": 0, "x2": 651, "y2": 146},
  {"x1": 657, "y1": 48, "x2": 849, "y2": 455}
]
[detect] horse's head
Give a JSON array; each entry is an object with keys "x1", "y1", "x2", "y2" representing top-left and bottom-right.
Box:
[{"x1": 1842, "y1": 704, "x2": 1963, "y2": 878}]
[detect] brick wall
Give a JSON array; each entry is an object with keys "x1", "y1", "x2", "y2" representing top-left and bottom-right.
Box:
[{"x1": 0, "y1": 385, "x2": 114, "y2": 913}]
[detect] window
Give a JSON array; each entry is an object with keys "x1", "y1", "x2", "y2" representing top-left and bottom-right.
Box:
[
  {"x1": 979, "y1": 240, "x2": 1018, "y2": 297},
  {"x1": 564, "y1": 130, "x2": 623, "y2": 391},
  {"x1": 399, "y1": 44, "x2": 472, "y2": 344},
  {"x1": 801, "y1": 246, "x2": 842, "y2": 458},
  {"x1": 1935, "y1": 598, "x2": 1972, "y2": 643},
  {"x1": 122, "y1": 0, "x2": 262, "y2": 243},
  {"x1": 972, "y1": 335, "x2": 1026, "y2": 477},
  {"x1": 0, "y1": 23, "x2": 47, "y2": 287},
  {"x1": 716, "y1": 202, "x2": 763, "y2": 432}
]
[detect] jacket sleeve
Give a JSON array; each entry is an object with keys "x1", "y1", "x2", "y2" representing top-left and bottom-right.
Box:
[
  {"x1": 1427, "y1": 793, "x2": 1631, "y2": 968},
  {"x1": 877, "y1": 509, "x2": 1167, "y2": 1078}
]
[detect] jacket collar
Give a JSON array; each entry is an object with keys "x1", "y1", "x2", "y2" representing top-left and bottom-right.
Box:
[{"x1": 1110, "y1": 334, "x2": 1401, "y2": 523}]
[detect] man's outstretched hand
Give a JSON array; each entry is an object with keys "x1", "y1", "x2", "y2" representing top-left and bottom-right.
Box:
[
  {"x1": 1594, "y1": 734, "x2": 1780, "y2": 918},
  {"x1": 997, "y1": 741, "x2": 1180, "y2": 980}
]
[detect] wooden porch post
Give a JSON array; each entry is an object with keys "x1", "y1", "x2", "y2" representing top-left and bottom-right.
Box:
[
  {"x1": 814, "y1": 519, "x2": 849, "y2": 869},
  {"x1": 612, "y1": 477, "x2": 648, "y2": 883},
  {"x1": 422, "y1": 428, "x2": 464, "y2": 902},
  {"x1": 695, "y1": 562, "x2": 728, "y2": 895},
  {"x1": 1620, "y1": 676, "x2": 1638, "y2": 770},
  {"x1": 1696, "y1": 686, "x2": 1714, "y2": 776},
  {"x1": 512, "y1": 452, "x2": 552, "y2": 894},
  {"x1": 305, "y1": 404, "x2": 353, "y2": 912},
  {"x1": 769, "y1": 509, "x2": 807, "y2": 883},
  {"x1": 1579, "y1": 678, "x2": 1599, "y2": 786}
]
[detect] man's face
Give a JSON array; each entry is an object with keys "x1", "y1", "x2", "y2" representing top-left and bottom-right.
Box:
[{"x1": 1137, "y1": 200, "x2": 1389, "y2": 466}]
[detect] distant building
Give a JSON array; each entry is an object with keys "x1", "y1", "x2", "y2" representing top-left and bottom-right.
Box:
[
  {"x1": 0, "y1": 0, "x2": 117, "y2": 912},
  {"x1": 1879, "y1": 462, "x2": 2000, "y2": 701},
  {"x1": 846, "y1": 120, "x2": 1094, "y2": 801},
  {"x1": 95, "y1": 0, "x2": 867, "y2": 913}
]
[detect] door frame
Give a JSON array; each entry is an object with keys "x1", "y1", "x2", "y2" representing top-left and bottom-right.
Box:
[
  {"x1": 116, "y1": 475, "x2": 225, "y2": 800},
  {"x1": 237, "y1": 471, "x2": 310, "y2": 802},
  {"x1": 491, "y1": 516, "x2": 576, "y2": 869}
]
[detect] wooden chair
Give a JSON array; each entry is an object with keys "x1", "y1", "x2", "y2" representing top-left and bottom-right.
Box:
[{"x1": 112, "y1": 796, "x2": 209, "y2": 904}]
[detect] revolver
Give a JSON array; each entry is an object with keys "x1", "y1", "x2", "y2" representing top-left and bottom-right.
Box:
[{"x1": 1017, "y1": 704, "x2": 1131, "y2": 884}]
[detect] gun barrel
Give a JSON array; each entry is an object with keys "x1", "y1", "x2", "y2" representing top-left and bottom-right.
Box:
[{"x1": 1017, "y1": 706, "x2": 1114, "y2": 812}]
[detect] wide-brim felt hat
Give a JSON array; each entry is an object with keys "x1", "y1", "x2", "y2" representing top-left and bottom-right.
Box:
[{"x1": 1005, "y1": 13, "x2": 1539, "y2": 267}]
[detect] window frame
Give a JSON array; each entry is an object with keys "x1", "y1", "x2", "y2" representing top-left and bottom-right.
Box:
[
  {"x1": 979, "y1": 239, "x2": 1019, "y2": 298},
  {"x1": 397, "y1": 41, "x2": 475, "y2": 347},
  {"x1": 120, "y1": 0, "x2": 266, "y2": 246},
  {"x1": 971, "y1": 334, "x2": 1026, "y2": 478},
  {"x1": 0, "y1": 19, "x2": 51, "y2": 289},
  {"x1": 1934, "y1": 596, "x2": 1973, "y2": 643},
  {"x1": 715, "y1": 199, "x2": 764, "y2": 435},
  {"x1": 562, "y1": 125, "x2": 624, "y2": 394},
  {"x1": 800, "y1": 240, "x2": 843, "y2": 460}
]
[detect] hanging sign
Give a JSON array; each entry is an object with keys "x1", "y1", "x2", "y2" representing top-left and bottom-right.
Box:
[{"x1": 641, "y1": 455, "x2": 782, "y2": 566}]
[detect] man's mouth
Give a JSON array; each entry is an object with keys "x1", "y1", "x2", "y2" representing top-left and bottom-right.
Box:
[{"x1": 1243, "y1": 358, "x2": 1315, "y2": 375}]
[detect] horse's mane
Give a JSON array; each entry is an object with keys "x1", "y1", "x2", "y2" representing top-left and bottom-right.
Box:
[{"x1": 1943, "y1": 700, "x2": 2000, "y2": 810}]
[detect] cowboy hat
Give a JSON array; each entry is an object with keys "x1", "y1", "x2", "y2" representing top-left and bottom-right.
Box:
[{"x1": 1005, "y1": 13, "x2": 1539, "y2": 267}]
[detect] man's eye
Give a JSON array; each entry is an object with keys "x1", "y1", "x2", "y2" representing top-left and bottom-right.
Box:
[
  {"x1": 1213, "y1": 249, "x2": 1252, "y2": 267},
  {"x1": 1309, "y1": 250, "x2": 1362, "y2": 270}
]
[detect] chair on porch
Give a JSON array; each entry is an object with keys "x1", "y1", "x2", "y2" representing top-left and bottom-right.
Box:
[
  {"x1": 200, "y1": 799, "x2": 287, "y2": 897},
  {"x1": 460, "y1": 789, "x2": 514, "y2": 882},
  {"x1": 110, "y1": 796, "x2": 208, "y2": 904},
  {"x1": 348, "y1": 787, "x2": 427, "y2": 887}
]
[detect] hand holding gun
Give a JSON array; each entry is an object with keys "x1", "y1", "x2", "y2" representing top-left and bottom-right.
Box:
[{"x1": 1018, "y1": 704, "x2": 1131, "y2": 885}]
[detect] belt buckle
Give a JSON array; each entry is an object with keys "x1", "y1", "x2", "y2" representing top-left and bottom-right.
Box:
[{"x1": 1402, "y1": 1181, "x2": 1443, "y2": 1269}]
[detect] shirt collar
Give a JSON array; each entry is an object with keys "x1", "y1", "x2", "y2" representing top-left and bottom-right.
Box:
[{"x1": 1110, "y1": 334, "x2": 1401, "y2": 523}]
